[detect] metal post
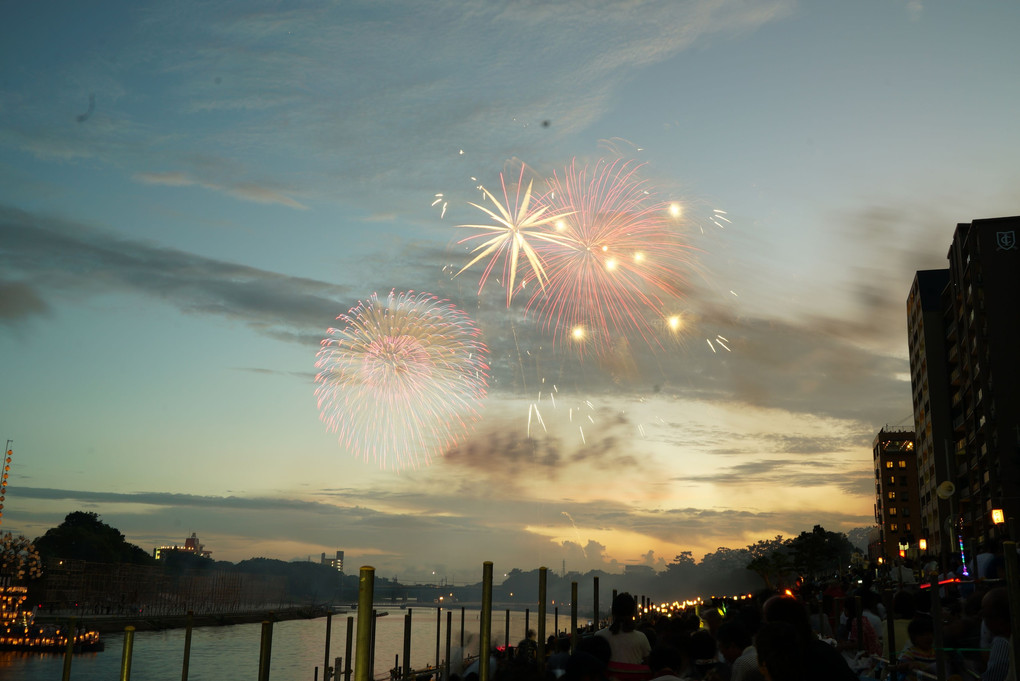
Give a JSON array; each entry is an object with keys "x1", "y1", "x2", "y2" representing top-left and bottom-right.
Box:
[
  {"x1": 258, "y1": 620, "x2": 274, "y2": 681},
  {"x1": 324, "y1": 611, "x2": 333, "y2": 681},
  {"x1": 883, "y1": 591, "x2": 895, "y2": 662},
  {"x1": 61, "y1": 617, "x2": 75, "y2": 681},
  {"x1": 336, "y1": 658, "x2": 342, "y2": 681},
  {"x1": 182, "y1": 610, "x2": 194, "y2": 681},
  {"x1": 479, "y1": 562, "x2": 493, "y2": 681},
  {"x1": 403, "y1": 611, "x2": 412, "y2": 681},
  {"x1": 537, "y1": 567, "x2": 547, "y2": 673},
  {"x1": 460, "y1": 607, "x2": 465, "y2": 651},
  {"x1": 445, "y1": 610, "x2": 452, "y2": 681},
  {"x1": 355, "y1": 567, "x2": 375, "y2": 681},
  {"x1": 436, "y1": 607, "x2": 442, "y2": 671},
  {"x1": 1003, "y1": 538, "x2": 1020, "y2": 681},
  {"x1": 593, "y1": 577, "x2": 599, "y2": 630},
  {"x1": 524, "y1": 608, "x2": 530, "y2": 643},
  {"x1": 504, "y1": 609, "x2": 510, "y2": 650},
  {"x1": 554, "y1": 607, "x2": 558, "y2": 637},
  {"x1": 120, "y1": 625, "x2": 136, "y2": 681},
  {"x1": 345, "y1": 616, "x2": 354, "y2": 681},
  {"x1": 931, "y1": 578, "x2": 946, "y2": 681},
  {"x1": 570, "y1": 582, "x2": 578, "y2": 653}
]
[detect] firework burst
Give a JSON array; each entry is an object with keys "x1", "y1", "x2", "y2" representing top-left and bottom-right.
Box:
[
  {"x1": 314, "y1": 290, "x2": 490, "y2": 470},
  {"x1": 527, "y1": 159, "x2": 695, "y2": 357},
  {"x1": 454, "y1": 163, "x2": 573, "y2": 307}
]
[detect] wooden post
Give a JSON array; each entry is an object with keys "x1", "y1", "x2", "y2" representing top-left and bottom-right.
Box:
[
  {"x1": 538, "y1": 567, "x2": 547, "y2": 673},
  {"x1": 402, "y1": 611, "x2": 412, "y2": 681},
  {"x1": 436, "y1": 607, "x2": 442, "y2": 671},
  {"x1": 344, "y1": 616, "x2": 354, "y2": 681},
  {"x1": 480, "y1": 562, "x2": 493, "y2": 681},
  {"x1": 257, "y1": 620, "x2": 273, "y2": 681},
  {"x1": 445, "y1": 610, "x2": 453, "y2": 681},
  {"x1": 570, "y1": 582, "x2": 578, "y2": 653},
  {"x1": 354, "y1": 567, "x2": 375, "y2": 681},
  {"x1": 182, "y1": 610, "x2": 194, "y2": 681},
  {"x1": 324, "y1": 611, "x2": 333, "y2": 681},
  {"x1": 61, "y1": 617, "x2": 75, "y2": 681}
]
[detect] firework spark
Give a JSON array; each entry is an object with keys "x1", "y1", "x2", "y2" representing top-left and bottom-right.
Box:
[
  {"x1": 527, "y1": 159, "x2": 695, "y2": 357},
  {"x1": 314, "y1": 290, "x2": 490, "y2": 470},
  {"x1": 454, "y1": 163, "x2": 573, "y2": 307}
]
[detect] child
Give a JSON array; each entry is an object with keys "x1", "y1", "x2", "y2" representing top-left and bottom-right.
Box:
[{"x1": 896, "y1": 617, "x2": 937, "y2": 678}]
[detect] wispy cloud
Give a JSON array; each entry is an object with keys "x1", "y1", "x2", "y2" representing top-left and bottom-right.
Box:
[{"x1": 134, "y1": 171, "x2": 308, "y2": 210}]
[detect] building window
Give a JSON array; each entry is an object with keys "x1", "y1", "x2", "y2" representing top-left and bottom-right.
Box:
[
  {"x1": 890, "y1": 476, "x2": 896, "y2": 484},
  {"x1": 889, "y1": 508, "x2": 897, "y2": 516},
  {"x1": 898, "y1": 460, "x2": 907, "y2": 468},
  {"x1": 888, "y1": 492, "x2": 896, "y2": 500},
  {"x1": 902, "y1": 508, "x2": 910, "y2": 517},
  {"x1": 886, "y1": 461, "x2": 894, "y2": 469},
  {"x1": 890, "y1": 523, "x2": 898, "y2": 532}
]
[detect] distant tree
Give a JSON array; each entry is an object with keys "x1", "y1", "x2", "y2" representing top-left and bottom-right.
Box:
[
  {"x1": 745, "y1": 539, "x2": 795, "y2": 591},
  {"x1": 788, "y1": 525, "x2": 854, "y2": 578},
  {"x1": 33, "y1": 511, "x2": 155, "y2": 566}
]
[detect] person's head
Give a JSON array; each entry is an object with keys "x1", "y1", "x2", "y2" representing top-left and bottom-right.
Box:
[
  {"x1": 981, "y1": 587, "x2": 1011, "y2": 637},
  {"x1": 755, "y1": 621, "x2": 805, "y2": 681},
  {"x1": 907, "y1": 616, "x2": 934, "y2": 652},
  {"x1": 700, "y1": 607, "x2": 722, "y2": 635},
  {"x1": 647, "y1": 645, "x2": 684, "y2": 678},
  {"x1": 761, "y1": 595, "x2": 812, "y2": 642},
  {"x1": 609, "y1": 593, "x2": 638, "y2": 633},
  {"x1": 716, "y1": 620, "x2": 752, "y2": 663}
]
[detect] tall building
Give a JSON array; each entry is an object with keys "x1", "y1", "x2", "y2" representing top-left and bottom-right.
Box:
[
  {"x1": 873, "y1": 428, "x2": 922, "y2": 563},
  {"x1": 320, "y1": 550, "x2": 344, "y2": 572},
  {"x1": 906, "y1": 215, "x2": 1020, "y2": 562},
  {"x1": 907, "y1": 269, "x2": 952, "y2": 556}
]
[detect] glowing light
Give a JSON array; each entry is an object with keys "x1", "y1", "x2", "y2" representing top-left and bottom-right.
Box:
[
  {"x1": 667, "y1": 315, "x2": 682, "y2": 331},
  {"x1": 669, "y1": 203, "x2": 682, "y2": 218},
  {"x1": 315, "y1": 290, "x2": 490, "y2": 470},
  {"x1": 992, "y1": 508, "x2": 1005, "y2": 524}
]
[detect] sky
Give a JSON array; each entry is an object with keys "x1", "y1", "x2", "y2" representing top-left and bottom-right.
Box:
[{"x1": 2, "y1": 0, "x2": 1019, "y2": 585}]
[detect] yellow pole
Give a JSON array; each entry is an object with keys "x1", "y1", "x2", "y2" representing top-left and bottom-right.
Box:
[
  {"x1": 120, "y1": 625, "x2": 136, "y2": 681},
  {"x1": 60, "y1": 617, "x2": 75, "y2": 681},
  {"x1": 354, "y1": 567, "x2": 375, "y2": 681}
]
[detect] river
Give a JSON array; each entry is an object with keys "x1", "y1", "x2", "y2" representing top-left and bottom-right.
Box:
[{"x1": 0, "y1": 608, "x2": 573, "y2": 680}]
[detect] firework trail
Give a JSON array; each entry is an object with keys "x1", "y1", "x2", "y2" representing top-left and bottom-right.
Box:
[
  {"x1": 454, "y1": 163, "x2": 573, "y2": 307},
  {"x1": 527, "y1": 159, "x2": 696, "y2": 358},
  {"x1": 315, "y1": 290, "x2": 490, "y2": 470},
  {"x1": 561, "y1": 511, "x2": 587, "y2": 558}
]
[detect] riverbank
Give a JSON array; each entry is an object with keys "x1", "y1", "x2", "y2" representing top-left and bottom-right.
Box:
[{"x1": 33, "y1": 605, "x2": 331, "y2": 634}]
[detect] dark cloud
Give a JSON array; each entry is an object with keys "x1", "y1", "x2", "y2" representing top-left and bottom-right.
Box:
[{"x1": 0, "y1": 280, "x2": 49, "y2": 322}]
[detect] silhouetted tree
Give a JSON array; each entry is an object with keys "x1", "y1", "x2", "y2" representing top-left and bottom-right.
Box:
[{"x1": 33, "y1": 511, "x2": 154, "y2": 565}]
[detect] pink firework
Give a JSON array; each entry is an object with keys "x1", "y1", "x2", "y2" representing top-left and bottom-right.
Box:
[
  {"x1": 314, "y1": 290, "x2": 490, "y2": 470},
  {"x1": 527, "y1": 159, "x2": 695, "y2": 357}
]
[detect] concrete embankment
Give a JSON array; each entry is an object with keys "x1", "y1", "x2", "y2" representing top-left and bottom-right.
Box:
[{"x1": 34, "y1": 605, "x2": 330, "y2": 634}]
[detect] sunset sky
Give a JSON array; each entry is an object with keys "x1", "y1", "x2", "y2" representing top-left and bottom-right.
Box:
[{"x1": 2, "y1": 1, "x2": 1019, "y2": 584}]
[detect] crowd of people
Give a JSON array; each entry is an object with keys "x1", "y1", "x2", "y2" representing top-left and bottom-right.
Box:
[{"x1": 446, "y1": 565, "x2": 1016, "y2": 681}]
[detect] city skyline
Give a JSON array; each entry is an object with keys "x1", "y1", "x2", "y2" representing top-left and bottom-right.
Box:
[{"x1": 2, "y1": 1, "x2": 1019, "y2": 582}]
